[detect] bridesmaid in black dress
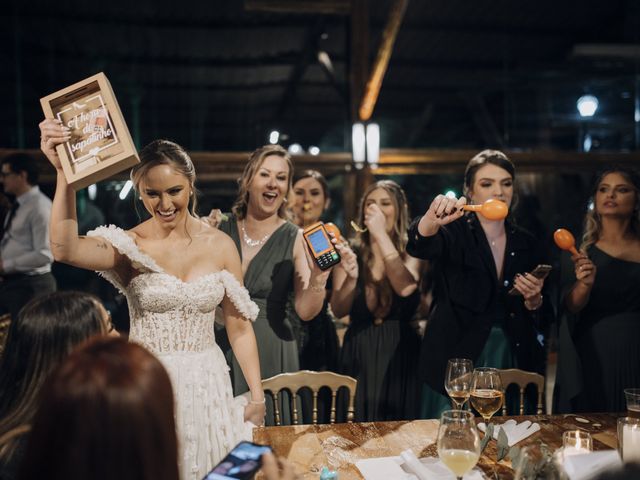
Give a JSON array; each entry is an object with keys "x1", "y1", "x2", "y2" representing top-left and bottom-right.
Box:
[
  {"x1": 556, "y1": 167, "x2": 640, "y2": 412},
  {"x1": 332, "y1": 180, "x2": 422, "y2": 421},
  {"x1": 289, "y1": 170, "x2": 340, "y2": 373}
]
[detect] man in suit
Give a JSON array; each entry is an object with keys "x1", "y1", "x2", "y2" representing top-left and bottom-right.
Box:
[{"x1": 0, "y1": 153, "x2": 56, "y2": 319}]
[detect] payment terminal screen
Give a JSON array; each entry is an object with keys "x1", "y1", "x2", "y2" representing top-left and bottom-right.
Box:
[{"x1": 308, "y1": 229, "x2": 330, "y2": 253}]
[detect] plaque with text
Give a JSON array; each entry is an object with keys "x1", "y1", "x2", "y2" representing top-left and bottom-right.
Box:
[{"x1": 40, "y1": 72, "x2": 139, "y2": 190}]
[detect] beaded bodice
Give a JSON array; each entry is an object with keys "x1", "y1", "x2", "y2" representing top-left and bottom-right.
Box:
[{"x1": 88, "y1": 225, "x2": 258, "y2": 354}]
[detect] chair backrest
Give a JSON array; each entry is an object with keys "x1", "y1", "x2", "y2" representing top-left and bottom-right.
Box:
[
  {"x1": 499, "y1": 368, "x2": 545, "y2": 415},
  {"x1": 262, "y1": 370, "x2": 357, "y2": 426},
  {"x1": 0, "y1": 313, "x2": 11, "y2": 357}
]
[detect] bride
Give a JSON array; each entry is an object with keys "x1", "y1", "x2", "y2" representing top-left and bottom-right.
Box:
[{"x1": 39, "y1": 119, "x2": 265, "y2": 480}]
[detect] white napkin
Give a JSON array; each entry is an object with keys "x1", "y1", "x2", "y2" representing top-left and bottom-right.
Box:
[
  {"x1": 355, "y1": 449, "x2": 484, "y2": 480},
  {"x1": 477, "y1": 419, "x2": 541, "y2": 446},
  {"x1": 561, "y1": 450, "x2": 622, "y2": 480}
]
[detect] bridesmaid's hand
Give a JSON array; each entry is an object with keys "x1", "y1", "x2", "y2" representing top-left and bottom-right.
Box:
[
  {"x1": 571, "y1": 252, "x2": 596, "y2": 287},
  {"x1": 335, "y1": 242, "x2": 358, "y2": 280},
  {"x1": 201, "y1": 208, "x2": 227, "y2": 228},
  {"x1": 244, "y1": 402, "x2": 266, "y2": 426}
]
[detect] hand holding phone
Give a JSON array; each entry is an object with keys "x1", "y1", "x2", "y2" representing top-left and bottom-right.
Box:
[
  {"x1": 203, "y1": 441, "x2": 272, "y2": 480},
  {"x1": 508, "y1": 264, "x2": 552, "y2": 296},
  {"x1": 303, "y1": 222, "x2": 341, "y2": 270}
]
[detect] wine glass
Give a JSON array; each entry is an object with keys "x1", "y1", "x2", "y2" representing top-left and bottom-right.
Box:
[
  {"x1": 445, "y1": 358, "x2": 473, "y2": 410},
  {"x1": 437, "y1": 410, "x2": 481, "y2": 480},
  {"x1": 470, "y1": 367, "x2": 503, "y2": 424}
]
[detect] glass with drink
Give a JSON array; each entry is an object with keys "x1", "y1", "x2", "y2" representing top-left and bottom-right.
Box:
[
  {"x1": 470, "y1": 367, "x2": 503, "y2": 424},
  {"x1": 625, "y1": 388, "x2": 640, "y2": 419},
  {"x1": 445, "y1": 358, "x2": 474, "y2": 410},
  {"x1": 618, "y1": 417, "x2": 640, "y2": 463},
  {"x1": 437, "y1": 410, "x2": 481, "y2": 480}
]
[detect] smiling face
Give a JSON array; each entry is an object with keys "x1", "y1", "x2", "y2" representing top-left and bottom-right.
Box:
[
  {"x1": 364, "y1": 187, "x2": 396, "y2": 233},
  {"x1": 291, "y1": 176, "x2": 329, "y2": 227},
  {"x1": 595, "y1": 172, "x2": 638, "y2": 218},
  {"x1": 247, "y1": 154, "x2": 290, "y2": 218},
  {"x1": 139, "y1": 164, "x2": 192, "y2": 226},
  {"x1": 467, "y1": 163, "x2": 514, "y2": 207}
]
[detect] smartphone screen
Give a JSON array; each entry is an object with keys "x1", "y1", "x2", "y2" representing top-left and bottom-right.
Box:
[{"x1": 203, "y1": 441, "x2": 272, "y2": 480}]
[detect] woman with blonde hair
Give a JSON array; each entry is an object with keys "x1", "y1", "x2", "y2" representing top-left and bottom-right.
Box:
[
  {"x1": 557, "y1": 166, "x2": 640, "y2": 412},
  {"x1": 214, "y1": 146, "x2": 340, "y2": 424},
  {"x1": 39, "y1": 118, "x2": 264, "y2": 479},
  {"x1": 332, "y1": 180, "x2": 421, "y2": 421}
]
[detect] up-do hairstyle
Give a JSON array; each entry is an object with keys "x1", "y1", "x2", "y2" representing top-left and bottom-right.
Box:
[
  {"x1": 20, "y1": 337, "x2": 179, "y2": 480},
  {"x1": 293, "y1": 169, "x2": 330, "y2": 201},
  {"x1": 580, "y1": 165, "x2": 640, "y2": 251},
  {"x1": 232, "y1": 144, "x2": 293, "y2": 220},
  {"x1": 131, "y1": 139, "x2": 199, "y2": 217}
]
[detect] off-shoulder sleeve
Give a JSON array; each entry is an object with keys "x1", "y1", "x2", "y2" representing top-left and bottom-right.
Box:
[
  {"x1": 86, "y1": 225, "x2": 163, "y2": 292},
  {"x1": 218, "y1": 270, "x2": 259, "y2": 322}
]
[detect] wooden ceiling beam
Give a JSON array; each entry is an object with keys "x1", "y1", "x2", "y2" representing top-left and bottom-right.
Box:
[{"x1": 358, "y1": 0, "x2": 409, "y2": 121}]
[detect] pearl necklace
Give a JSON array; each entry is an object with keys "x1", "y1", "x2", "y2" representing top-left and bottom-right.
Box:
[{"x1": 240, "y1": 221, "x2": 271, "y2": 247}]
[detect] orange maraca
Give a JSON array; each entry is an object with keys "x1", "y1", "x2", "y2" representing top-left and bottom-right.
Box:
[
  {"x1": 462, "y1": 199, "x2": 509, "y2": 221},
  {"x1": 325, "y1": 222, "x2": 343, "y2": 243},
  {"x1": 554, "y1": 228, "x2": 579, "y2": 256}
]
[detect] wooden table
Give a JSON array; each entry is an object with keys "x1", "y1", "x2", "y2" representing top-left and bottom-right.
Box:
[{"x1": 253, "y1": 413, "x2": 620, "y2": 479}]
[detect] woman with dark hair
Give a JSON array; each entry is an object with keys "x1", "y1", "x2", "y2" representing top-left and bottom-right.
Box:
[
  {"x1": 289, "y1": 169, "x2": 340, "y2": 372},
  {"x1": 212, "y1": 147, "x2": 337, "y2": 425},
  {"x1": 407, "y1": 150, "x2": 551, "y2": 419},
  {"x1": 0, "y1": 291, "x2": 111, "y2": 479},
  {"x1": 19, "y1": 336, "x2": 179, "y2": 480},
  {"x1": 556, "y1": 167, "x2": 640, "y2": 412},
  {"x1": 332, "y1": 180, "x2": 422, "y2": 421},
  {"x1": 40, "y1": 119, "x2": 264, "y2": 479}
]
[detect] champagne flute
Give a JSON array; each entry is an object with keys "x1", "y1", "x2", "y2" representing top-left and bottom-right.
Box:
[
  {"x1": 437, "y1": 410, "x2": 481, "y2": 480},
  {"x1": 445, "y1": 358, "x2": 473, "y2": 410},
  {"x1": 470, "y1": 367, "x2": 503, "y2": 424}
]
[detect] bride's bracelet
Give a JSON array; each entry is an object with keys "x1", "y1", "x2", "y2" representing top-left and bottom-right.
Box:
[{"x1": 249, "y1": 397, "x2": 266, "y2": 405}]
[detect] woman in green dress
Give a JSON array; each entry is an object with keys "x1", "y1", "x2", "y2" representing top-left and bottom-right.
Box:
[{"x1": 213, "y1": 146, "x2": 337, "y2": 424}]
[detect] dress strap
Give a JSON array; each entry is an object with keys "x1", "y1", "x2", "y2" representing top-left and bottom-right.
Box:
[
  {"x1": 87, "y1": 225, "x2": 163, "y2": 273},
  {"x1": 217, "y1": 270, "x2": 259, "y2": 322}
]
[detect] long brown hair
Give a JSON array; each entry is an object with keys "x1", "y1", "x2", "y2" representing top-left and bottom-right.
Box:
[
  {"x1": 580, "y1": 166, "x2": 640, "y2": 251},
  {"x1": 232, "y1": 144, "x2": 293, "y2": 220},
  {"x1": 0, "y1": 292, "x2": 106, "y2": 462},
  {"x1": 352, "y1": 180, "x2": 410, "y2": 318},
  {"x1": 20, "y1": 337, "x2": 179, "y2": 480}
]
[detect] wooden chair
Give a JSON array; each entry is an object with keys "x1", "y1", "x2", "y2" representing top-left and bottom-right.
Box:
[
  {"x1": 261, "y1": 370, "x2": 357, "y2": 426},
  {"x1": 499, "y1": 368, "x2": 545, "y2": 415},
  {"x1": 0, "y1": 313, "x2": 11, "y2": 357}
]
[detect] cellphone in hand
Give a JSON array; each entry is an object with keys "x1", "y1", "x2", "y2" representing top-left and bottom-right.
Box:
[
  {"x1": 202, "y1": 441, "x2": 272, "y2": 480},
  {"x1": 302, "y1": 222, "x2": 341, "y2": 270},
  {"x1": 508, "y1": 264, "x2": 552, "y2": 296}
]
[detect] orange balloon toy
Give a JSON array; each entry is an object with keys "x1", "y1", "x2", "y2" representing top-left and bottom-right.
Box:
[
  {"x1": 462, "y1": 199, "x2": 509, "y2": 221},
  {"x1": 325, "y1": 222, "x2": 343, "y2": 243},
  {"x1": 554, "y1": 228, "x2": 579, "y2": 256}
]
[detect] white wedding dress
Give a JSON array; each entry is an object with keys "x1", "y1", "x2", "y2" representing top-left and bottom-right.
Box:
[{"x1": 88, "y1": 226, "x2": 259, "y2": 480}]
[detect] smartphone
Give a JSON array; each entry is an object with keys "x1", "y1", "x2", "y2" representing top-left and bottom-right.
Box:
[
  {"x1": 202, "y1": 441, "x2": 272, "y2": 480},
  {"x1": 508, "y1": 264, "x2": 552, "y2": 296},
  {"x1": 302, "y1": 222, "x2": 341, "y2": 270}
]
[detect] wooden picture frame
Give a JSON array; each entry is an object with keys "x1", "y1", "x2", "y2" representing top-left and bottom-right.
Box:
[{"x1": 40, "y1": 72, "x2": 139, "y2": 190}]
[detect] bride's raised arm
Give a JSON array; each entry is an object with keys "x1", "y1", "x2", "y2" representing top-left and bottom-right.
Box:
[{"x1": 39, "y1": 118, "x2": 127, "y2": 273}]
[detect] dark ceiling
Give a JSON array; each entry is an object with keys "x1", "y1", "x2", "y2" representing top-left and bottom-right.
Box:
[{"x1": 3, "y1": 0, "x2": 640, "y2": 154}]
